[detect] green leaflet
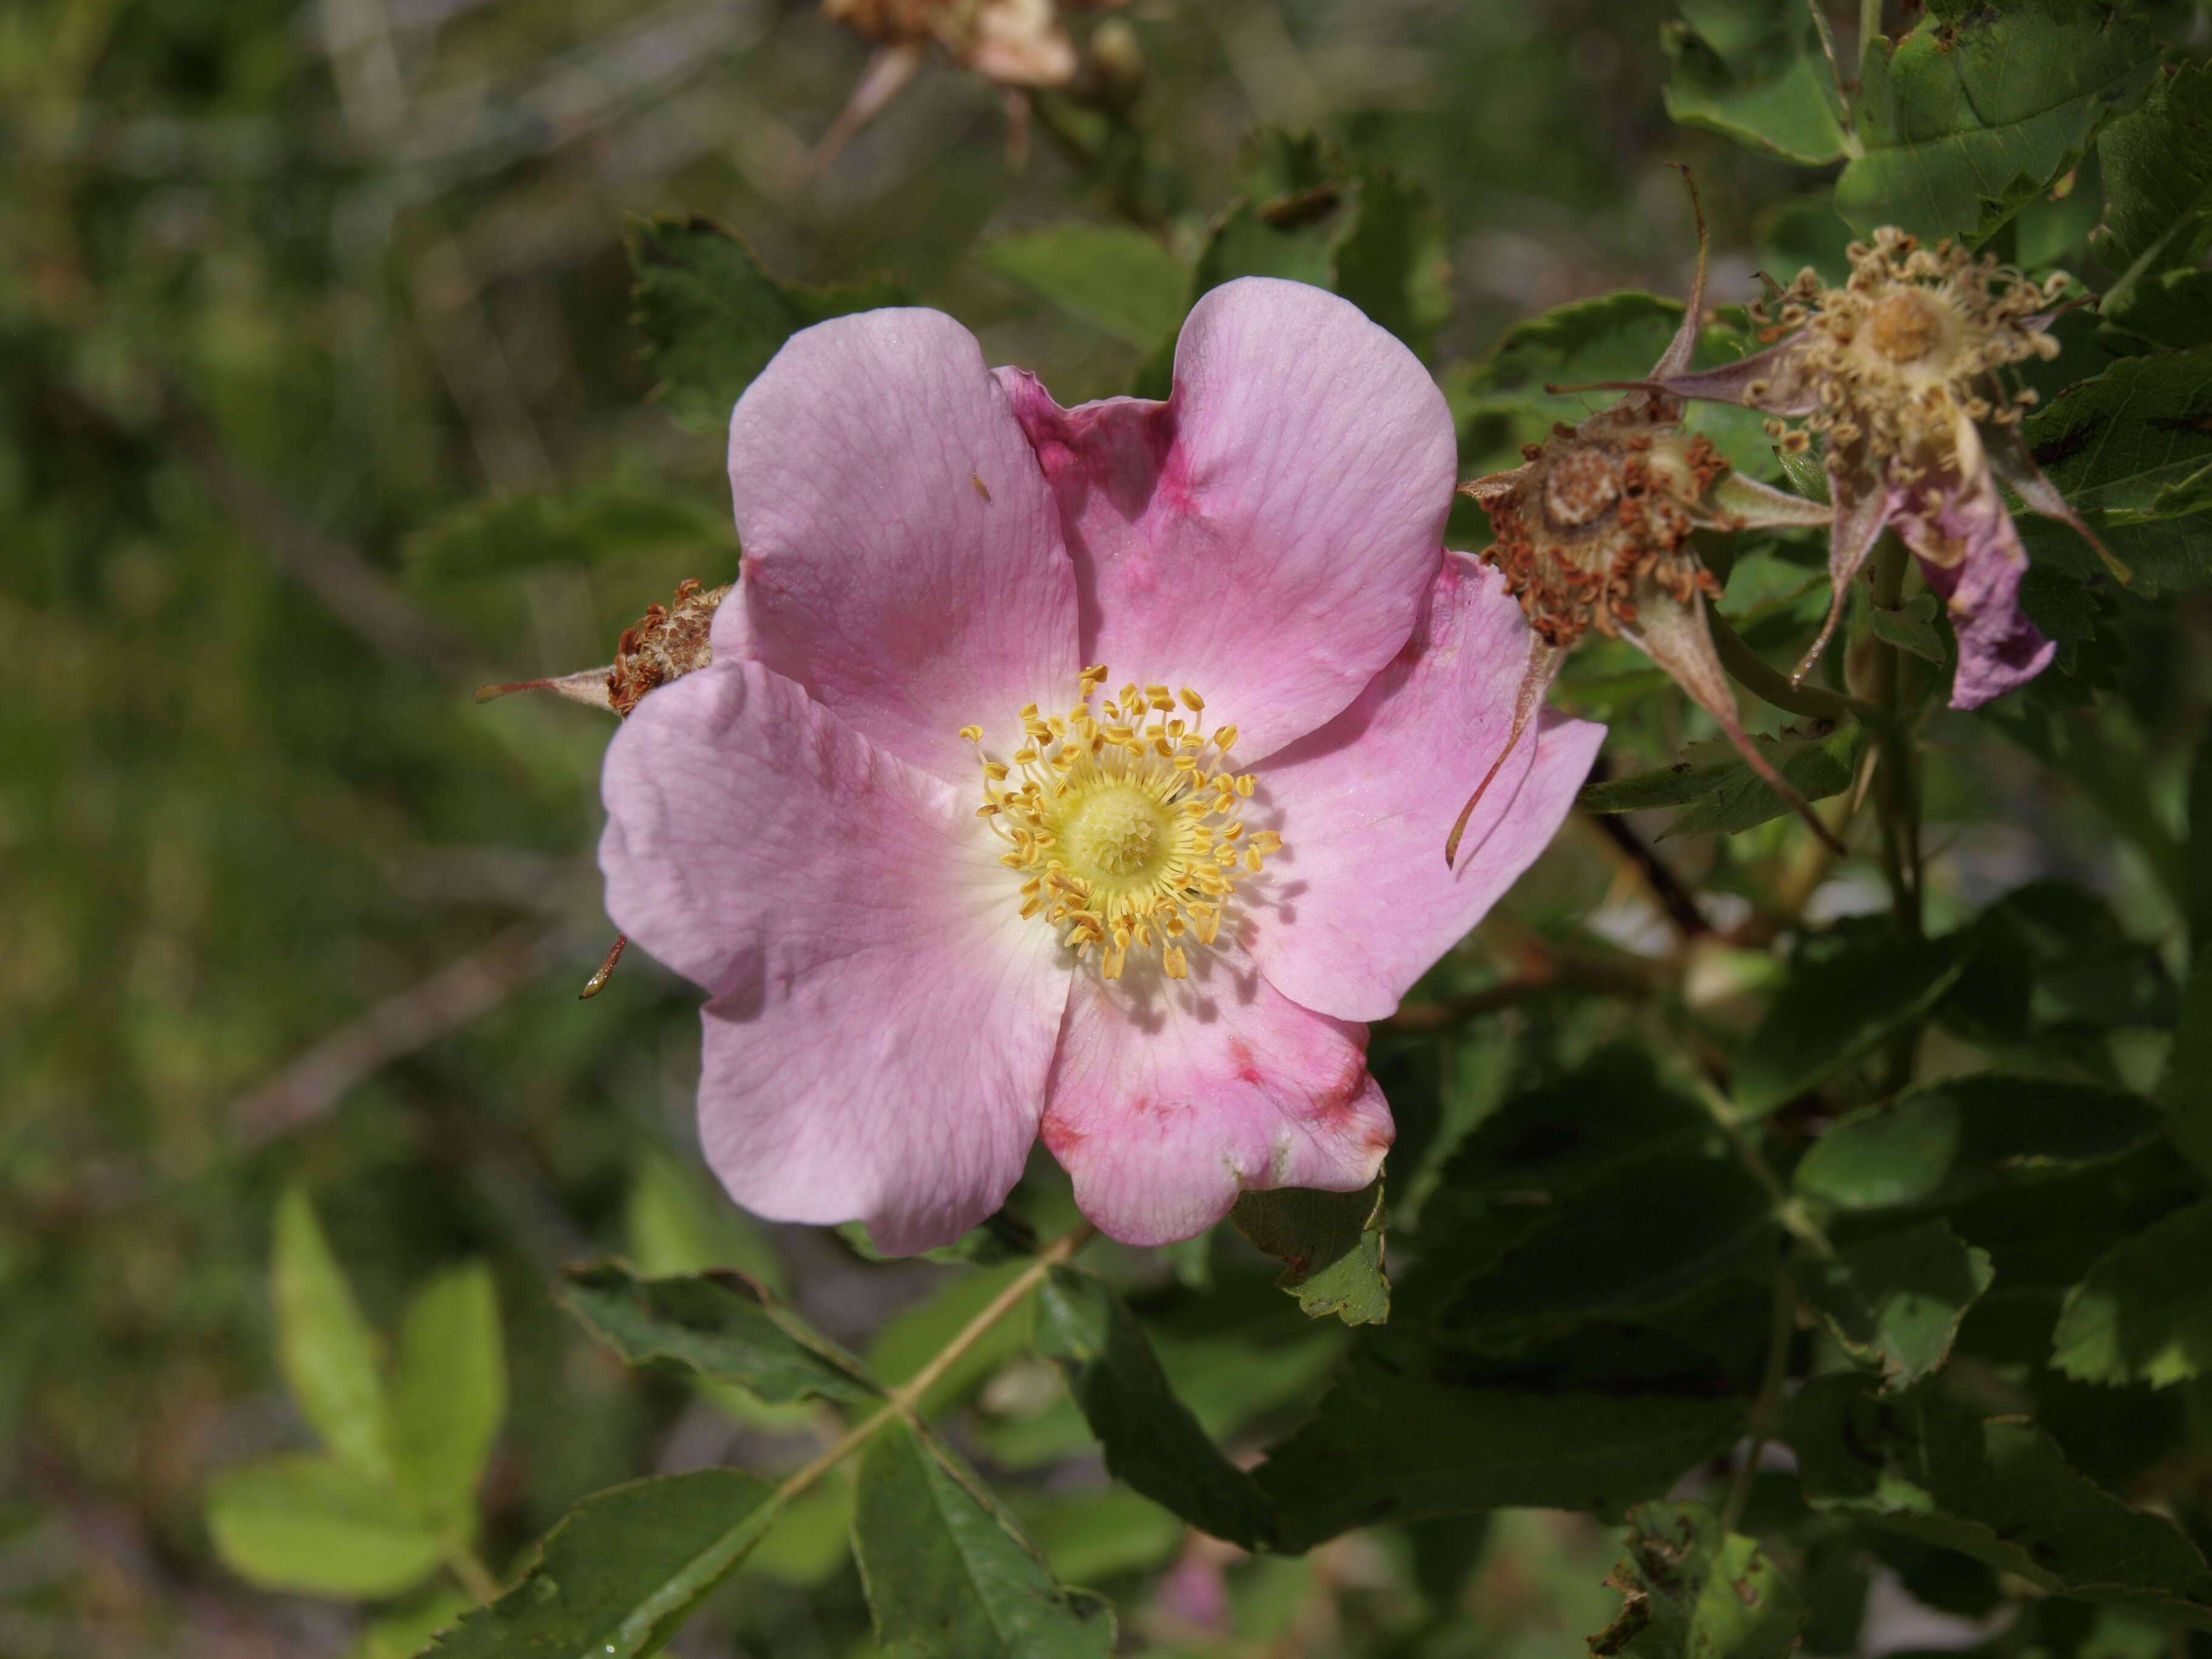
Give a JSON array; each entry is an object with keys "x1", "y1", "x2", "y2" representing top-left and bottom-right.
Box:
[
  {"x1": 2053, "y1": 1199, "x2": 2212, "y2": 1387},
  {"x1": 272, "y1": 1187, "x2": 394, "y2": 1481},
  {"x1": 976, "y1": 224, "x2": 1188, "y2": 351},
  {"x1": 1446, "y1": 289, "x2": 1779, "y2": 478},
  {"x1": 627, "y1": 215, "x2": 907, "y2": 431},
  {"x1": 1661, "y1": 0, "x2": 1849, "y2": 166},
  {"x1": 1591, "y1": 1500, "x2": 1805, "y2": 1659},
  {"x1": 2023, "y1": 347, "x2": 2212, "y2": 531},
  {"x1": 204, "y1": 1453, "x2": 443, "y2": 1599},
  {"x1": 390, "y1": 1262, "x2": 506, "y2": 1544},
  {"x1": 561, "y1": 1261, "x2": 881, "y2": 1404},
  {"x1": 2093, "y1": 61, "x2": 2212, "y2": 278},
  {"x1": 1229, "y1": 1179, "x2": 1390, "y2": 1326},
  {"x1": 852, "y1": 1420, "x2": 1116, "y2": 1659},
  {"x1": 427, "y1": 1470, "x2": 779, "y2": 1658},
  {"x1": 1786, "y1": 1373, "x2": 2212, "y2": 1627},
  {"x1": 1732, "y1": 927, "x2": 1968, "y2": 1118},
  {"x1": 1788, "y1": 1219, "x2": 1993, "y2": 1388},
  {"x1": 1835, "y1": 2, "x2": 2160, "y2": 243},
  {"x1": 1253, "y1": 1357, "x2": 1746, "y2": 1551},
  {"x1": 1794, "y1": 1074, "x2": 2165, "y2": 1212},
  {"x1": 1576, "y1": 721, "x2": 1865, "y2": 842},
  {"x1": 1031, "y1": 1265, "x2": 1275, "y2": 1549}
]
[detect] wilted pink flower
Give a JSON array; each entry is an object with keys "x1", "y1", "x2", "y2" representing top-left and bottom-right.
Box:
[
  {"x1": 1646, "y1": 229, "x2": 2117, "y2": 709},
  {"x1": 597, "y1": 278, "x2": 1603, "y2": 1252}
]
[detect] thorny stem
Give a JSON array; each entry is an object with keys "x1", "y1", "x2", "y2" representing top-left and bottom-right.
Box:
[
  {"x1": 766, "y1": 1222, "x2": 1098, "y2": 1509},
  {"x1": 1692, "y1": 1074, "x2": 1835, "y2": 1261},
  {"x1": 1719, "y1": 1267, "x2": 1801, "y2": 1537}
]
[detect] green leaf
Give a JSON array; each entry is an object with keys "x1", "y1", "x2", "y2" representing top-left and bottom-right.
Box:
[
  {"x1": 1661, "y1": 0, "x2": 1849, "y2": 165},
  {"x1": 390, "y1": 1261, "x2": 505, "y2": 1543},
  {"x1": 1031, "y1": 1266, "x2": 1275, "y2": 1549},
  {"x1": 1446, "y1": 290, "x2": 1779, "y2": 477},
  {"x1": 1576, "y1": 721, "x2": 1865, "y2": 841},
  {"x1": 426, "y1": 1470, "x2": 777, "y2": 1658},
  {"x1": 1253, "y1": 1358, "x2": 1746, "y2": 1550},
  {"x1": 625, "y1": 1151, "x2": 786, "y2": 1293},
  {"x1": 2053, "y1": 1199, "x2": 2212, "y2": 1387},
  {"x1": 560, "y1": 1262, "x2": 880, "y2": 1404},
  {"x1": 628, "y1": 214, "x2": 907, "y2": 432},
  {"x1": 1175, "y1": 130, "x2": 1449, "y2": 370},
  {"x1": 1788, "y1": 1220, "x2": 1992, "y2": 1388},
  {"x1": 2023, "y1": 348, "x2": 2212, "y2": 537},
  {"x1": 1732, "y1": 929, "x2": 1968, "y2": 1117},
  {"x1": 2093, "y1": 61, "x2": 2212, "y2": 279},
  {"x1": 1794, "y1": 1074, "x2": 2165, "y2": 1212},
  {"x1": 1591, "y1": 1500, "x2": 1805, "y2": 1659},
  {"x1": 851, "y1": 1419, "x2": 1116, "y2": 1659},
  {"x1": 206, "y1": 1453, "x2": 441, "y2": 1598},
  {"x1": 272, "y1": 1186, "x2": 394, "y2": 1480},
  {"x1": 1660, "y1": 722, "x2": 1867, "y2": 841},
  {"x1": 1422, "y1": 1149, "x2": 1777, "y2": 1348},
  {"x1": 1869, "y1": 594, "x2": 1945, "y2": 663},
  {"x1": 1943, "y1": 880, "x2": 2180, "y2": 1048},
  {"x1": 355, "y1": 1589, "x2": 471, "y2": 1659},
  {"x1": 1228, "y1": 1180, "x2": 1389, "y2": 1326},
  {"x1": 1835, "y1": 3, "x2": 2160, "y2": 243},
  {"x1": 2168, "y1": 960, "x2": 2212, "y2": 1179},
  {"x1": 1785, "y1": 1372, "x2": 2212, "y2": 1626},
  {"x1": 976, "y1": 223, "x2": 1188, "y2": 351}
]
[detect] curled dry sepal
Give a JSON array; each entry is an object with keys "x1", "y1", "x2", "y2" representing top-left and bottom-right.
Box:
[
  {"x1": 1643, "y1": 228, "x2": 2120, "y2": 711},
  {"x1": 592, "y1": 277, "x2": 1605, "y2": 1256},
  {"x1": 1456, "y1": 203, "x2": 1841, "y2": 860},
  {"x1": 475, "y1": 578, "x2": 732, "y2": 995}
]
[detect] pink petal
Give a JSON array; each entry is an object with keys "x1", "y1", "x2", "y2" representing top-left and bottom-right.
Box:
[
  {"x1": 1247, "y1": 555, "x2": 1605, "y2": 1022},
  {"x1": 598, "y1": 661, "x2": 1070, "y2": 1253},
  {"x1": 999, "y1": 276, "x2": 1456, "y2": 763},
  {"x1": 1040, "y1": 967, "x2": 1393, "y2": 1247},
  {"x1": 1894, "y1": 430, "x2": 2056, "y2": 711},
  {"x1": 728, "y1": 307, "x2": 1079, "y2": 784}
]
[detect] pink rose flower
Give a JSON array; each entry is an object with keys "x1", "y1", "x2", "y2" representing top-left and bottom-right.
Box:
[{"x1": 597, "y1": 277, "x2": 1603, "y2": 1253}]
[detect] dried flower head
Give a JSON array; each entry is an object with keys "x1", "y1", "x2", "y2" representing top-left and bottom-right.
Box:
[
  {"x1": 1647, "y1": 227, "x2": 2119, "y2": 709},
  {"x1": 1454, "y1": 176, "x2": 1840, "y2": 861},
  {"x1": 816, "y1": 0, "x2": 1128, "y2": 166},
  {"x1": 1754, "y1": 228, "x2": 2063, "y2": 471},
  {"x1": 478, "y1": 577, "x2": 732, "y2": 995}
]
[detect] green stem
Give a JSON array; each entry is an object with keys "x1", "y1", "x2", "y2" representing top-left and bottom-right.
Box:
[
  {"x1": 1692, "y1": 1074, "x2": 1835, "y2": 1260},
  {"x1": 765, "y1": 1223, "x2": 1096, "y2": 1508},
  {"x1": 447, "y1": 1543, "x2": 500, "y2": 1604},
  {"x1": 1709, "y1": 606, "x2": 1874, "y2": 723},
  {"x1": 1868, "y1": 534, "x2": 1928, "y2": 1095},
  {"x1": 1868, "y1": 535, "x2": 1923, "y2": 941},
  {"x1": 1719, "y1": 1269, "x2": 1800, "y2": 1537}
]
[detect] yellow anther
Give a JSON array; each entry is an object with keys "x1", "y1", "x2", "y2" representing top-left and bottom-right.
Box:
[
  {"x1": 959, "y1": 725, "x2": 984, "y2": 742},
  {"x1": 961, "y1": 671, "x2": 1278, "y2": 982}
]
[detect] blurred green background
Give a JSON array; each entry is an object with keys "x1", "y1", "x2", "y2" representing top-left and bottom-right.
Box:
[{"x1": 5, "y1": 1, "x2": 2205, "y2": 1654}]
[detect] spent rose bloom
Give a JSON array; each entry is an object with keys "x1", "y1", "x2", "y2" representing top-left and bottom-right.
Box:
[
  {"x1": 1458, "y1": 217, "x2": 1840, "y2": 856},
  {"x1": 597, "y1": 277, "x2": 1603, "y2": 1252},
  {"x1": 1645, "y1": 229, "x2": 2119, "y2": 709}
]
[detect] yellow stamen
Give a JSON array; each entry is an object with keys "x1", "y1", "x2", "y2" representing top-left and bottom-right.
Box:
[{"x1": 959, "y1": 668, "x2": 1279, "y2": 980}]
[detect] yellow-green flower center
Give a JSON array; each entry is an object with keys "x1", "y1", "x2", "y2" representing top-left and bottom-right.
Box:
[{"x1": 960, "y1": 668, "x2": 1280, "y2": 981}]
